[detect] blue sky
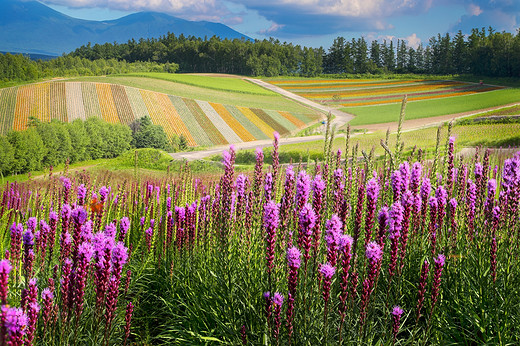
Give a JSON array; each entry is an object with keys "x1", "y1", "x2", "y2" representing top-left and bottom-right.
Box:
[{"x1": 43, "y1": 0, "x2": 520, "y2": 49}]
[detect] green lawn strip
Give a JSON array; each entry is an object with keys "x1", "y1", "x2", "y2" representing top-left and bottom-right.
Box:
[
  {"x1": 264, "y1": 110, "x2": 298, "y2": 131},
  {"x1": 460, "y1": 104, "x2": 520, "y2": 120},
  {"x1": 343, "y1": 88, "x2": 520, "y2": 126},
  {"x1": 67, "y1": 76, "x2": 312, "y2": 113},
  {"x1": 125, "y1": 73, "x2": 276, "y2": 96},
  {"x1": 168, "y1": 96, "x2": 213, "y2": 147},
  {"x1": 288, "y1": 112, "x2": 313, "y2": 123},
  {"x1": 282, "y1": 79, "x2": 444, "y2": 91},
  {"x1": 224, "y1": 105, "x2": 269, "y2": 140},
  {"x1": 453, "y1": 75, "x2": 520, "y2": 88}
]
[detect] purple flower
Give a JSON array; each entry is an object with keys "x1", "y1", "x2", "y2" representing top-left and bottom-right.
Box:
[
  {"x1": 61, "y1": 203, "x2": 72, "y2": 219},
  {"x1": 77, "y1": 184, "x2": 86, "y2": 203},
  {"x1": 392, "y1": 305, "x2": 404, "y2": 317},
  {"x1": 392, "y1": 305, "x2": 404, "y2": 342},
  {"x1": 389, "y1": 202, "x2": 404, "y2": 234},
  {"x1": 272, "y1": 292, "x2": 284, "y2": 306},
  {"x1": 26, "y1": 217, "x2": 37, "y2": 232},
  {"x1": 365, "y1": 241, "x2": 383, "y2": 262},
  {"x1": 434, "y1": 253, "x2": 446, "y2": 267},
  {"x1": 111, "y1": 242, "x2": 129, "y2": 269},
  {"x1": 320, "y1": 262, "x2": 336, "y2": 279},
  {"x1": 119, "y1": 217, "x2": 130, "y2": 241},
  {"x1": 61, "y1": 176, "x2": 71, "y2": 190},
  {"x1": 296, "y1": 170, "x2": 311, "y2": 208},
  {"x1": 287, "y1": 246, "x2": 301, "y2": 269},
  {"x1": 23, "y1": 230, "x2": 34, "y2": 247},
  {"x1": 338, "y1": 234, "x2": 354, "y2": 251},
  {"x1": 78, "y1": 242, "x2": 94, "y2": 262},
  {"x1": 2, "y1": 306, "x2": 28, "y2": 336},
  {"x1": 72, "y1": 207, "x2": 88, "y2": 225},
  {"x1": 99, "y1": 186, "x2": 109, "y2": 202},
  {"x1": 0, "y1": 259, "x2": 12, "y2": 304},
  {"x1": 104, "y1": 222, "x2": 117, "y2": 239}
]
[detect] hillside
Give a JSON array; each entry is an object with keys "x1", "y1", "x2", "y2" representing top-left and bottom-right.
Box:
[
  {"x1": 0, "y1": 0, "x2": 250, "y2": 56},
  {"x1": 0, "y1": 82, "x2": 318, "y2": 147}
]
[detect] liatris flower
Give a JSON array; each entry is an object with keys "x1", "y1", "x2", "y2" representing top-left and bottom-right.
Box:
[
  {"x1": 410, "y1": 162, "x2": 422, "y2": 195},
  {"x1": 22, "y1": 230, "x2": 35, "y2": 279},
  {"x1": 263, "y1": 291, "x2": 272, "y2": 327},
  {"x1": 99, "y1": 186, "x2": 109, "y2": 204},
  {"x1": 119, "y1": 217, "x2": 130, "y2": 242},
  {"x1": 264, "y1": 173, "x2": 274, "y2": 202},
  {"x1": 61, "y1": 176, "x2": 72, "y2": 204},
  {"x1": 320, "y1": 262, "x2": 335, "y2": 304},
  {"x1": 332, "y1": 169, "x2": 345, "y2": 214},
  {"x1": 392, "y1": 306, "x2": 404, "y2": 343},
  {"x1": 2, "y1": 306, "x2": 28, "y2": 346},
  {"x1": 466, "y1": 180, "x2": 477, "y2": 239},
  {"x1": 484, "y1": 179, "x2": 497, "y2": 222},
  {"x1": 364, "y1": 177, "x2": 380, "y2": 246},
  {"x1": 175, "y1": 206, "x2": 186, "y2": 250},
  {"x1": 391, "y1": 170, "x2": 404, "y2": 202},
  {"x1": 124, "y1": 302, "x2": 134, "y2": 346},
  {"x1": 430, "y1": 254, "x2": 446, "y2": 316},
  {"x1": 60, "y1": 231, "x2": 72, "y2": 262},
  {"x1": 311, "y1": 174, "x2": 326, "y2": 252},
  {"x1": 145, "y1": 227, "x2": 153, "y2": 252},
  {"x1": 490, "y1": 237, "x2": 497, "y2": 284},
  {"x1": 279, "y1": 166, "x2": 295, "y2": 247},
  {"x1": 399, "y1": 190, "x2": 414, "y2": 269},
  {"x1": 41, "y1": 288, "x2": 54, "y2": 336},
  {"x1": 25, "y1": 301, "x2": 40, "y2": 345},
  {"x1": 241, "y1": 324, "x2": 247, "y2": 345},
  {"x1": 295, "y1": 170, "x2": 311, "y2": 212},
  {"x1": 253, "y1": 148, "x2": 264, "y2": 200},
  {"x1": 435, "y1": 186, "x2": 448, "y2": 231},
  {"x1": 420, "y1": 178, "x2": 431, "y2": 225},
  {"x1": 0, "y1": 259, "x2": 12, "y2": 304},
  {"x1": 353, "y1": 174, "x2": 366, "y2": 256},
  {"x1": 77, "y1": 184, "x2": 86, "y2": 206},
  {"x1": 264, "y1": 201, "x2": 279, "y2": 277},
  {"x1": 286, "y1": 246, "x2": 301, "y2": 344},
  {"x1": 48, "y1": 210, "x2": 58, "y2": 256},
  {"x1": 360, "y1": 242, "x2": 383, "y2": 325},
  {"x1": 325, "y1": 215, "x2": 343, "y2": 267},
  {"x1": 60, "y1": 258, "x2": 73, "y2": 319},
  {"x1": 298, "y1": 203, "x2": 316, "y2": 265},
  {"x1": 272, "y1": 132, "x2": 280, "y2": 185},
  {"x1": 61, "y1": 203, "x2": 72, "y2": 234},
  {"x1": 26, "y1": 217, "x2": 37, "y2": 232},
  {"x1": 104, "y1": 275, "x2": 121, "y2": 340},
  {"x1": 111, "y1": 242, "x2": 129, "y2": 280},
  {"x1": 338, "y1": 234, "x2": 353, "y2": 344},
  {"x1": 73, "y1": 242, "x2": 94, "y2": 319},
  {"x1": 124, "y1": 269, "x2": 131, "y2": 296},
  {"x1": 428, "y1": 197, "x2": 438, "y2": 254},
  {"x1": 9, "y1": 223, "x2": 23, "y2": 274},
  {"x1": 416, "y1": 259, "x2": 430, "y2": 323},
  {"x1": 272, "y1": 292, "x2": 283, "y2": 344},
  {"x1": 377, "y1": 207, "x2": 389, "y2": 246},
  {"x1": 446, "y1": 137, "x2": 455, "y2": 191}
]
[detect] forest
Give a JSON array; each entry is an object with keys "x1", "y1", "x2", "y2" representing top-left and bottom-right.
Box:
[{"x1": 69, "y1": 27, "x2": 520, "y2": 77}]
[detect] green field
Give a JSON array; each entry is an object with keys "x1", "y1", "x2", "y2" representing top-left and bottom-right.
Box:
[
  {"x1": 127, "y1": 73, "x2": 275, "y2": 95},
  {"x1": 68, "y1": 75, "x2": 312, "y2": 113},
  {"x1": 343, "y1": 88, "x2": 520, "y2": 126}
]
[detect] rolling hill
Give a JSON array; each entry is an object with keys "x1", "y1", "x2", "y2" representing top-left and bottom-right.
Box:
[
  {"x1": 0, "y1": 82, "x2": 318, "y2": 147},
  {"x1": 0, "y1": 0, "x2": 251, "y2": 56}
]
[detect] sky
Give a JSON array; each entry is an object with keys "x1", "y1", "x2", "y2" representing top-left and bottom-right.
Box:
[{"x1": 43, "y1": 0, "x2": 520, "y2": 49}]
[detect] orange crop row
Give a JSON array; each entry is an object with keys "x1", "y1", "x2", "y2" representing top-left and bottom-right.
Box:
[
  {"x1": 156, "y1": 93, "x2": 196, "y2": 146},
  {"x1": 299, "y1": 81, "x2": 465, "y2": 99},
  {"x1": 96, "y1": 83, "x2": 119, "y2": 124},
  {"x1": 341, "y1": 87, "x2": 501, "y2": 107},
  {"x1": 210, "y1": 102, "x2": 256, "y2": 142},
  {"x1": 237, "y1": 106, "x2": 275, "y2": 139},
  {"x1": 111, "y1": 84, "x2": 135, "y2": 125},
  {"x1": 278, "y1": 111, "x2": 306, "y2": 128}
]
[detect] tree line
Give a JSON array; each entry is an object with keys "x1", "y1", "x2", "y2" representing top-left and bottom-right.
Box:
[
  {"x1": 0, "y1": 116, "x2": 173, "y2": 177},
  {"x1": 0, "y1": 53, "x2": 179, "y2": 83},
  {"x1": 68, "y1": 27, "x2": 520, "y2": 77}
]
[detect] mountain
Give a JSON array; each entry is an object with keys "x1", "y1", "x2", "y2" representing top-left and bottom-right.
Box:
[{"x1": 0, "y1": 0, "x2": 251, "y2": 56}]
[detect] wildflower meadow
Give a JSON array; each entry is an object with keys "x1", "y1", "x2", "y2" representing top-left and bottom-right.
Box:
[{"x1": 0, "y1": 129, "x2": 519, "y2": 344}]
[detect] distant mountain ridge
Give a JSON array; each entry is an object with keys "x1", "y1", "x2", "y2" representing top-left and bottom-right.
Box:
[{"x1": 0, "y1": 0, "x2": 251, "y2": 56}]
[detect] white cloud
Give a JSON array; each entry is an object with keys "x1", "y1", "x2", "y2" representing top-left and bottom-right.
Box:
[
  {"x1": 467, "y1": 3, "x2": 483, "y2": 16},
  {"x1": 259, "y1": 23, "x2": 285, "y2": 34},
  {"x1": 403, "y1": 33, "x2": 421, "y2": 48}
]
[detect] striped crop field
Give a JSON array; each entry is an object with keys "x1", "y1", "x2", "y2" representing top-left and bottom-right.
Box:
[
  {"x1": 269, "y1": 78, "x2": 505, "y2": 107},
  {"x1": 0, "y1": 81, "x2": 318, "y2": 147}
]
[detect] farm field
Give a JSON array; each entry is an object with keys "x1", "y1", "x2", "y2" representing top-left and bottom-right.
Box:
[
  {"x1": 67, "y1": 75, "x2": 312, "y2": 113},
  {"x1": 0, "y1": 81, "x2": 319, "y2": 146},
  {"x1": 267, "y1": 77, "x2": 520, "y2": 126}
]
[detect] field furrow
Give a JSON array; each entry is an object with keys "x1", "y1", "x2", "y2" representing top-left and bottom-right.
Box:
[
  {"x1": 169, "y1": 96, "x2": 213, "y2": 147},
  {"x1": 50, "y1": 82, "x2": 67, "y2": 122},
  {"x1": 66, "y1": 82, "x2": 86, "y2": 121},
  {"x1": 0, "y1": 87, "x2": 18, "y2": 135},
  {"x1": 111, "y1": 84, "x2": 135, "y2": 125},
  {"x1": 209, "y1": 102, "x2": 256, "y2": 142},
  {"x1": 96, "y1": 83, "x2": 119, "y2": 124},
  {"x1": 237, "y1": 106, "x2": 275, "y2": 139},
  {"x1": 125, "y1": 86, "x2": 150, "y2": 119},
  {"x1": 184, "y1": 98, "x2": 227, "y2": 145},
  {"x1": 251, "y1": 108, "x2": 289, "y2": 135},
  {"x1": 82, "y1": 83, "x2": 102, "y2": 119},
  {"x1": 278, "y1": 111, "x2": 306, "y2": 128},
  {"x1": 156, "y1": 94, "x2": 196, "y2": 146},
  {"x1": 197, "y1": 101, "x2": 242, "y2": 143},
  {"x1": 264, "y1": 109, "x2": 298, "y2": 132},
  {"x1": 13, "y1": 85, "x2": 33, "y2": 131},
  {"x1": 224, "y1": 105, "x2": 269, "y2": 140}
]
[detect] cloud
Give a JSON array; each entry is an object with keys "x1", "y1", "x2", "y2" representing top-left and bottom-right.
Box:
[
  {"x1": 404, "y1": 33, "x2": 421, "y2": 49},
  {"x1": 258, "y1": 23, "x2": 285, "y2": 35},
  {"x1": 40, "y1": 0, "x2": 239, "y2": 23},
  {"x1": 467, "y1": 4, "x2": 482, "y2": 16}
]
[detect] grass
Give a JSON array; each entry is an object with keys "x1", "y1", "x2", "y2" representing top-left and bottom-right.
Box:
[
  {"x1": 67, "y1": 75, "x2": 314, "y2": 113},
  {"x1": 343, "y1": 88, "x2": 520, "y2": 126},
  {"x1": 2, "y1": 148, "x2": 223, "y2": 184},
  {"x1": 127, "y1": 73, "x2": 276, "y2": 95}
]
